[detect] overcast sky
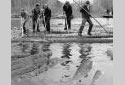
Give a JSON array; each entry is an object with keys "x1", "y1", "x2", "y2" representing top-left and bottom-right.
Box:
[{"x1": 58, "y1": 0, "x2": 94, "y2": 3}]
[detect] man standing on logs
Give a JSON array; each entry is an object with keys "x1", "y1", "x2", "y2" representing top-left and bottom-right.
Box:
[
  {"x1": 78, "y1": 1, "x2": 93, "y2": 36},
  {"x1": 63, "y1": 1, "x2": 73, "y2": 31},
  {"x1": 43, "y1": 4, "x2": 51, "y2": 33},
  {"x1": 32, "y1": 3, "x2": 41, "y2": 33}
]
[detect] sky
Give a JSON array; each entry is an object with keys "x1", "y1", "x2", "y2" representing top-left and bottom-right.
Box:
[{"x1": 58, "y1": 0, "x2": 94, "y2": 3}]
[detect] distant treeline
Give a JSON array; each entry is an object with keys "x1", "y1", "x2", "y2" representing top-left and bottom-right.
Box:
[
  {"x1": 11, "y1": 0, "x2": 113, "y2": 17},
  {"x1": 11, "y1": 0, "x2": 63, "y2": 15}
]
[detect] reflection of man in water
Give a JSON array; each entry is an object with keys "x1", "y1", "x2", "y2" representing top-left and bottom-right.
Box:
[
  {"x1": 79, "y1": 44, "x2": 92, "y2": 58},
  {"x1": 72, "y1": 44, "x2": 93, "y2": 80},
  {"x1": 30, "y1": 43, "x2": 39, "y2": 55},
  {"x1": 61, "y1": 43, "x2": 72, "y2": 59}
]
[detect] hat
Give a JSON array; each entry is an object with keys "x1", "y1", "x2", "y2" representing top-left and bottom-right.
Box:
[
  {"x1": 36, "y1": 3, "x2": 40, "y2": 6},
  {"x1": 86, "y1": 1, "x2": 90, "y2": 4},
  {"x1": 65, "y1": 1, "x2": 70, "y2": 4},
  {"x1": 21, "y1": 8, "x2": 25, "y2": 11}
]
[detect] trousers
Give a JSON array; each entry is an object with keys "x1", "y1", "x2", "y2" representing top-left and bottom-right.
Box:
[
  {"x1": 65, "y1": 16, "x2": 72, "y2": 30},
  {"x1": 79, "y1": 18, "x2": 93, "y2": 34},
  {"x1": 32, "y1": 18, "x2": 40, "y2": 32}
]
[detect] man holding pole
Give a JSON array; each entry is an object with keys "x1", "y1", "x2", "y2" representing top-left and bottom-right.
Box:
[
  {"x1": 78, "y1": 0, "x2": 93, "y2": 36},
  {"x1": 63, "y1": 1, "x2": 73, "y2": 31}
]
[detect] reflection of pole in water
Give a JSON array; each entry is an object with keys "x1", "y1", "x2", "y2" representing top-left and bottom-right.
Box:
[
  {"x1": 61, "y1": 43, "x2": 72, "y2": 59},
  {"x1": 72, "y1": 58, "x2": 93, "y2": 80},
  {"x1": 91, "y1": 70, "x2": 102, "y2": 85}
]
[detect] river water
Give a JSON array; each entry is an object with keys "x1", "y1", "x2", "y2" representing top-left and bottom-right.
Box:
[{"x1": 12, "y1": 42, "x2": 113, "y2": 85}]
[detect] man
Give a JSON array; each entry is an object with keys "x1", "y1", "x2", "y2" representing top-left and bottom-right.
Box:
[
  {"x1": 78, "y1": 1, "x2": 93, "y2": 36},
  {"x1": 43, "y1": 4, "x2": 51, "y2": 33},
  {"x1": 63, "y1": 1, "x2": 73, "y2": 30},
  {"x1": 20, "y1": 9, "x2": 29, "y2": 34},
  {"x1": 32, "y1": 3, "x2": 41, "y2": 33}
]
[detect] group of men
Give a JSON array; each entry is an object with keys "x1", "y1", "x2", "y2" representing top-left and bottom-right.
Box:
[
  {"x1": 21, "y1": 0, "x2": 93, "y2": 36},
  {"x1": 21, "y1": 4, "x2": 51, "y2": 34}
]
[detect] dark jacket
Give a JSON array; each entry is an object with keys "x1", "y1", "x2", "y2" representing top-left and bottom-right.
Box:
[
  {"x1": 21, "y1": 11, "x2": 28, "y2": 19},
  {"x1": 32, "y1": 8, "x2": 41, "y2": 20},
  {"x1": 63, "y1": 4, "x2": 72, "y2": 17},
  {"x1": 44, "y1": 7, "x2": 51, "y2": 19},
  {"x1": 80, "y1": 5, "x2": 91, "y2": 19}
]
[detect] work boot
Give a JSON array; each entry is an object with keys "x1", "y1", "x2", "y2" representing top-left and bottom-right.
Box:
[
  {"x1": 37, "y1": 29, "x2": 40, "y2": 32},
  {"x1": 88, "y1": 32, "x2": 92, "y2": 36},
  {"x1": 23, "y1": 27, "x2": 27, "y2": 34},
  {"x1": 64, "y1": 27, "x2": 67, "y2": 30},
  {"x1": 78, "y1": 32, "x2": 82, "y2": 37},
  {"x1": 33, "y1": 30, "x2": 35, "y2": 33}
]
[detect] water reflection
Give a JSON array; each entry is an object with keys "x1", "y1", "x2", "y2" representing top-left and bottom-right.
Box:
[
  {"x1": 79, "y1": 43, "x2": 92, "y2": 58},
  {"x1": 61, "y1": 43, "x2": 72, "y2": 59},
  {"x1": 72, "y1": 44, "x2": 93, "y2": 81},
  {"x1": 12, "y1": 42, "x2": 113, "y2": 85},
  {"x1": 42, "y1": 43, "x2": 51, "y2": 52},
  {"x1": 30, "y1": 43, "x2": 39, "y2": 55}
]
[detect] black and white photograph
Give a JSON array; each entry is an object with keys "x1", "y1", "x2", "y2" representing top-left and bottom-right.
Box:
[{"x1": 11, "y1": 0, "x2": 113, "y2": 85}]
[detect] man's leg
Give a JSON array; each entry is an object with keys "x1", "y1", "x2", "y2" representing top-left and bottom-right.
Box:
[
  {"x1": 42, "y1": 19, "x2": 45, "y2": 28},
  {"x1": 32, "y1": 19, "x2": 36, "y2": 32},
  {"x1": 67, "y1": 16, "x2": 71, "y2": 30},
  {"x1": 78, "y1": 18, "x2": 86, "y2": 36},
  {"x1": 46, "y1": 18, "x2": 50, "y2": 33},
  {"x1": 87, "y1": 18, "x2": 93, "y2": 35},
  {"x1": 23, "y1": 18, "x2": 29, "y2": 34},
  {"x1": 64, "y1": 16, "x2": 68, "y2": 30},
  {"x1": 23, "y1": 20, "x2": 27, "y2": 34},
  {"x1": 36, "y1": 19, "x2": 40, "y2": 32},
  {"x1": 45, "y1": 18, "x2": 49, "y2": 33}
]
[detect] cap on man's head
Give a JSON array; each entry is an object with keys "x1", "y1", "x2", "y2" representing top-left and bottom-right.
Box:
[
  {"x1": 36, "y1": 3, "x2": 40, "y2": 6},
  {"x1": 21, "y1": 8, "x2": 25, "y2": 11},
  {"x1": 86, "y1": 1, "x2": 90, "y2": 4},
  {"x1": 44, "y1": 4, "x2": 48, "y2": 7},
  {"x1": 43, "y1": 4, "x2": 48, "y2": 8},
  {"x1": 65, "y1": 1, "x2": 70, "y2": 4}
]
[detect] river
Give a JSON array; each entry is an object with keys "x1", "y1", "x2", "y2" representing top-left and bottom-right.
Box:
[{"x1": 12, "y1": 42, "x2": 113, "y2": 85}]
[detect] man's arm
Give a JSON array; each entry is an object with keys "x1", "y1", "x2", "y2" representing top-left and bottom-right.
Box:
[
  {"x1": 49, "y1": 9, "x2": 51, "y2": 18},
  {"x1": 63, "y1": 5, "x2": 66, "y2": 14},
  {"x1": 80, "y1": 6, "x2": 84, "y2": 13},
  {"x1": 70, "y1": 6, "x2": 72, "y2": 15}
]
